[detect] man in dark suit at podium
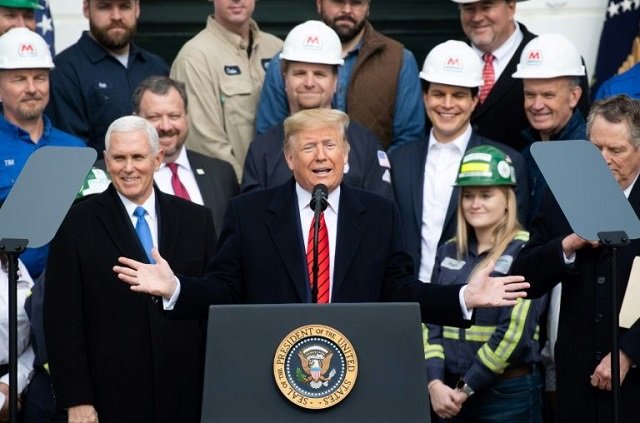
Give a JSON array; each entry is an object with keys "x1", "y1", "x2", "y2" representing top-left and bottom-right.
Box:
[
  {"x1": 114, "y1": 108, "x2": 528, "y2": 328},
  {"x1": 44, "y1": 116, "x2": 216, "y2": 423}
]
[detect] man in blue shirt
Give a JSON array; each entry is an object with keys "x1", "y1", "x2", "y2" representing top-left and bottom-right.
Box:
[
  {"x1": 45, "y1": 0, "x2": 168, "y2": 156},
  {"x1": 255, "y1": 0, "x2": 425, "y2": 150},
  {"x1": 0, "y1": 28, "x2": 85, "y2": 278}
]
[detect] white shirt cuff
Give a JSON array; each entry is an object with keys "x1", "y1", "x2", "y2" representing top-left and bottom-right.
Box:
[
  {"x1": 162, "y1": 277, "x2": 181, "y2": 310},
  {"x1": 459, "y1": 285, "x2": 473, "y2": 320},
  {"x1": 563, "y1": 251, "x2": 576, "y2": 264}
]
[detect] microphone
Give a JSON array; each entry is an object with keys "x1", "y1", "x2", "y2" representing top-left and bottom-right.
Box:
[{"x1": 309, "y1": 184, "x2": 328, "y2": 212}]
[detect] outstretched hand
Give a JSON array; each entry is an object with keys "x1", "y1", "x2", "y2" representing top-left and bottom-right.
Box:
[
  {"x1": 463, "y1": 260, "x2": 529, "y2": 309},
  {"x1": 113, "y1": 248, "x2": 178, "y2": 299}
]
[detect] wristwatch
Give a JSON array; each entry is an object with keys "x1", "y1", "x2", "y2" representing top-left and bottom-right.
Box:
[{"x1": 456, "y1": 379, "x2": 475, "y2": 397}]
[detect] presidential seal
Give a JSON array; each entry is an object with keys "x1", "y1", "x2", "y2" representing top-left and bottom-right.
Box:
[{"x1": 273, "y1": 324, "x2": 358, "y2": 410}]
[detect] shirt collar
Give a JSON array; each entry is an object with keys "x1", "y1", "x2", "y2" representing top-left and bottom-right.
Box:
[
  {"x1": 80, "y1": 31, "x2": 141, "y2": 64},
  {"x1": 207, "y1": 15, "x2": 260, "y2": 51},
  {"x1": 471, "y1": 22, "x2": 522, "y2": 61},
  {"x1": 428, "y1": 123, "x2": 472, "y2": 154},
  {"x1": 624, "y1": 173, "x2": 639, "y2": 198},
  {"x1": 160, "y1": 147, "x2": 191, "y2": 172},
  {"x1": 0, "y1": 114, "x2": 52, "y2": 142},
  {"x1": 117, "y1": 189, "x2": 157, "y2": 221},
  {"x1": 295, "y1": 183, "x2": 340, "y2": 216}
]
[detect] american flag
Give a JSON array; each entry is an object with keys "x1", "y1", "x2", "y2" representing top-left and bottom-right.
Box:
[
  {"x1": 592, "y1": 0, "x2": 640, "y2": 95},
  {"x1": 35, "y1": 0, "x2": 55, "y2": 55}
]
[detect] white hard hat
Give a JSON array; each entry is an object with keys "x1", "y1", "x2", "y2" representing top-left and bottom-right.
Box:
[
  {"x1": 512, "y1": 33, "x2": 584, "y2": 79},
  {"x1": 280, "y1": 20, "x2": 344, "y2": 66},
  {"x1": 0, "y1": 28, "x2": 54, "y2": 70},
  {"x1": 420, "y1": 40, "x2": 483, "y2": 88}
]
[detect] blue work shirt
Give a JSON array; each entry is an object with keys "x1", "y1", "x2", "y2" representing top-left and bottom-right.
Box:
[
  {"x1": 0, "y1": 115, "x2": 85, "y2": 278},
  {"x1": 595, "y1": 62, "x2": 640, "y2": 100},
  {"x1": 255, "y1": 47, "x2": 425, "y2": 150},
  {"x1": 46, "y1": 31, "x2": 169, "y2": 156}
]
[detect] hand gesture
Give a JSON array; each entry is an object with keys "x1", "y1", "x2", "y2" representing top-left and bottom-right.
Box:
[
  {"x1": 68, "y1": 404, "x2": 98, "y2": 423},
  {"x1": 463, "y1": 260, "x2": 529, "y2": 308},
  {"x1": 113, "y1": 248, "x2": 178, "y2": 299}
]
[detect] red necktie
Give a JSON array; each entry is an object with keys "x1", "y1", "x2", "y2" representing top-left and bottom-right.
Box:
[
  {"x1": 307, "y1": 212, "x2": 330, "y2": 303},
  {"x1": 479, "y1": 53, "x2": 495, "y2": 103},
  {"x1": 167, "y1": 162, "x2": 191, "y2": 201}
]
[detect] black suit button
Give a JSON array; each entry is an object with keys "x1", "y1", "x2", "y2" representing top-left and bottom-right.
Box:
[
  {"x1": 595, "y1": 351, "x2": 603, "y2": 361},
  {"x1": 151, "y1": 296, "x2": 159, "y2": 304},
  {"x1": 594, "y1": 313, "x2": 603, "y2": 322},
  {"x1": 597, "y1": 276, "x2": 606, "y2": 285}
]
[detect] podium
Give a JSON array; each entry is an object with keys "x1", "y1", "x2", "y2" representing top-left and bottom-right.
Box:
[{"x1": 201, "y1": 303, "x2": 430, "y2": 422}]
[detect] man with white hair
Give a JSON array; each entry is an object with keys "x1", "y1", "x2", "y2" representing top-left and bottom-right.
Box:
[{"x1": 44, "y1": 116, "x2": 216, "y2": 423}]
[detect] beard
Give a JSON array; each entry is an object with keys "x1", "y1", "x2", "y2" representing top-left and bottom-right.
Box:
[
  {"x1": 90, "y1": 21, "x2": 137, "y2": 52},
  {"x1": 16, "y1": 97, "x2": 46, "y2": 121},
  {"x1": 321, "y1": 14, "x2": 367, "y2": 43}
]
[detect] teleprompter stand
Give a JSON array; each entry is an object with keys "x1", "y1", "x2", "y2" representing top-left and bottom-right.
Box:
[
  {"x1": 532, "y1": 141, "x2": 640, "y2": 423},
  {"x1": 0, "y1": 147, "x2": 96, "y2": 423}
]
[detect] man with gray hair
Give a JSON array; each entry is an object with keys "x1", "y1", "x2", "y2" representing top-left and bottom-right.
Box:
[
  {"x1": 44, "y1": 115, "x2": 216, "y2": 423},
  {"x1": 513, "y1": 95, "x2": 640, "y2": 423}
]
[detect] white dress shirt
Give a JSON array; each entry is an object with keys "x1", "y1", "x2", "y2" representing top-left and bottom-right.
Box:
[
  {"x1": 155, "y1": 147, "x2": 204, "y2": 205},
  {"x1": 419, "y1": 125, "x2": 472, "y2": 282},
  {"x1": 118, "y1": 190, "x2": 159, "y2": 250},
  {"x1": 0, "y1": 259, "x2": 34, "y2": 401},
  {"x1": 471, "y1": 23, "x2": 523, "y2": 81},
  {"x1": 295, "y1": 183, "x2": 340, "y2": 302}
]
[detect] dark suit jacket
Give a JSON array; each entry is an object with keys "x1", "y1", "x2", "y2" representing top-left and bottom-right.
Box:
[
  {"x1": 173, "y1": 180, "x2": 470, "y2": 328},
  {"x1": 389, "y1": 132, "x2": 529, "y2": 273},
  {"x1": 512, "y1": 187, "x2": 640, "y2": 423},
  {"x1": 44, "y1": 185, "x2": 216, "y2": 423},
  {"x1": 470, "y1": 23, "x2": 591, "y2": 152},
  {"x1": 96, "y1": 149, "x2": 238, "y2": 232},
  {"x1": 186, "y1": 149, "x2": 238, "y2": 231}
]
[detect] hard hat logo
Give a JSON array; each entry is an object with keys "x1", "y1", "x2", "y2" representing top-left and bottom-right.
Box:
[
  {"x1": 512, "y1": 33, "x2": 584, "y2": 79},
  {"x1": 279, "y1": 21, "x2": 344, "y2": 66},
  {"x1": 444, "y1": 57, "x2": 463, "y2": 73},
  {"x1": 18, "y1": 42, "x2": 36, "y2": 57},
  {"x1": 303, "y1": 35, "x2": 322, "y2": 51},
  {"x1": 526, "y1": 50, "x2": 542, "y2": 65},
  {"x1": 455, "y1": 145, "x2": 517, "y2": 186},
  {"x1": 0, "y1": 28, "x2": 54, "y2": 69},
  {"x1": 420, "y1": 40, "x2": 483, "y2": 88}
]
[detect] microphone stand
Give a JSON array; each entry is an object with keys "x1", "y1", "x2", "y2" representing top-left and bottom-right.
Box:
[
  {"x1": 0, "y1": 238, "x2": 28, "y2": 423},
  {"x1": 309, "y1": 185, "x2": 328, "y2": 303},
  {"x1": 312, "y1": 206, "x2": 321, "y2": 303}
]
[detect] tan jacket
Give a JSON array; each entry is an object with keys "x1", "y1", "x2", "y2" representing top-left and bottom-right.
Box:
[{"x1": 171, "y1": 17, "x2": 282, "y2": 181}]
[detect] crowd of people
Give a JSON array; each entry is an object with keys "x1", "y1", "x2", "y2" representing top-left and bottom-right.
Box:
[{"x1": 1, "y1": 0, "x2": 639, "y2": 422}]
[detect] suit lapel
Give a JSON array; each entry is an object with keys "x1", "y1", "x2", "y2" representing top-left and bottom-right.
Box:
[
  {"x1": 333, "y1": 185, "x2": 367, "y2": 294},
  {"x1": 156, "y1": 190, "x2": 179, "y2": 261},
  {"x1": 96, "y1": 185, "x2": 149, "y2": 263},
  {"x1": 412, "y1": 142, "x2": 429, "y2": 235},
  {"x1": 472, "y1": 24, "x2": 535, "y2": 121},
  {"x1": 187, "y1": 150, "x2": 216, "y2": 209},
  {"x1": 264, "y1": 181, "x2": 309, "y2": 302},
  {"x1": 440, "y1": 134, "x2": 482, "y2": 243}
]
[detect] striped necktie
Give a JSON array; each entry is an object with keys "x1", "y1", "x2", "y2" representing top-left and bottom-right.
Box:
[
  {"x1": 307, "y1": 212, "x2": 330, "y2": 303},
  {"x1": 167, "y1": 162, "x2": 191, "y2": 201},
  {"x1": 479, "y1": 53, "x2": 495, "y2": 103}
]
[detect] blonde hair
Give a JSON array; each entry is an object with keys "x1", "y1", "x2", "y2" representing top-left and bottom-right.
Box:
[
  {"x1": 283, "y1": 108, "x2": 350, "y2": 153},
  {"x1": 455, "y1": 186, "x2": 522, "y2": 273}
]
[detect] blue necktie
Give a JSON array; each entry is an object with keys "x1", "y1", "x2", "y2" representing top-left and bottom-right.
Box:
[{"x1": 134, "y1": 206, "x2": 155, "y2": 264}]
